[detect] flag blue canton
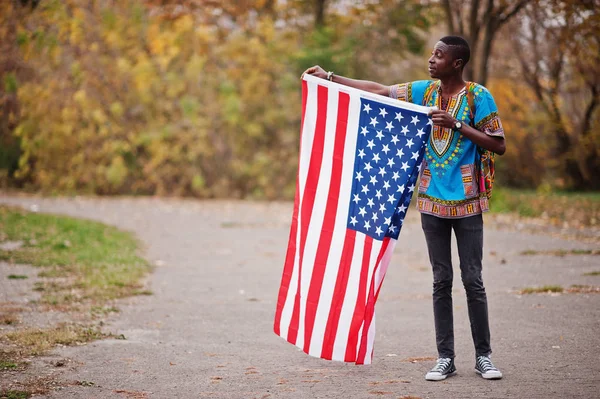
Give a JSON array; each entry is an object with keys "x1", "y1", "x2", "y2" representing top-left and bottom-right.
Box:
[{"x1": 347, "y1": 98, "x2": 431, "y2": 240}]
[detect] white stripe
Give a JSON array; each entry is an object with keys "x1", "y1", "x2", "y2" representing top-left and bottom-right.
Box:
[
  {"x1": 278, "y1": 81, "x2": 319, "y2": 339},
  {"x1": 332, "y1": 233, "x2": 365, "y2": 361},
  {"x1": 355, "y1": 239, "x2": 383, "y2": 358},
  {"x1": 308, "y1": 91, "x2": 361, "y2": 357},
  {"x1": 295, "y1": 85, "x2": 339, "y2": 350},
  {"x1": 374, "y1": 239, "x2": 397, "y2": 296},
  {"x1": 363, "y1": 313, "x2": 376, "y2": 365}
]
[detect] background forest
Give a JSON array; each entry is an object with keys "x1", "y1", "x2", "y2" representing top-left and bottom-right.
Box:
[{"x1": 1, "y1": 0, "x2": 598, "y2": 199}]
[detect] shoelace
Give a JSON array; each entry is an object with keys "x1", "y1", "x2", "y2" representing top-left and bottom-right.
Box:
[
  {"x1": 432, "y1": 358, "x2": 452, "y2": 372},
  {"x1": 477, "y1": 356, "x2": 497, "y2": 372}
]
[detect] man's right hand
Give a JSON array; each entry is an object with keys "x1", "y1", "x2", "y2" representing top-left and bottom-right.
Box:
[{"x1": 302, "y1": 65, "x2": 328, "y2": 80}]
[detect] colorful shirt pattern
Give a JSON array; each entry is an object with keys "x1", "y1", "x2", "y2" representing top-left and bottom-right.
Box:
[{"x1": 389, "y1": 80, "x2": 504, "y2": 218}]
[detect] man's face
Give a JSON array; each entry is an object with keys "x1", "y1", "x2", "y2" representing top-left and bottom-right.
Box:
[{"x1": 428, "y1": 41, "x2": 456, "y2": 79}]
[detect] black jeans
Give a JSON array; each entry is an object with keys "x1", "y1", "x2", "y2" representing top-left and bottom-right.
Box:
[{"x1": 421, "y1": 213, "x2": 491, "y2": 359}]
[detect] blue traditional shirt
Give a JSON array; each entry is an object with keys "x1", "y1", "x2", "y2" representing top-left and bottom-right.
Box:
[{"x1": 389, "y1": 80, "x2": 505, "y2": 218}]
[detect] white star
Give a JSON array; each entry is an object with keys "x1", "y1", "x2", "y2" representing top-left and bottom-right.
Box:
[
  {"x1": 411, "y1": 115, "x2": 420, "y2": 125},
  {"x1": 358, "y1": 149, "x2": 366, "y2": 159},
  {"x1": 387, "y1": 194, "x2": 396, "y2": 204},
  {"x1": 396, "y1": 184, "x2": 405, "y2": 193},
  {"x1": 376, "y1": 130, "x2": 384, "y2": 140},
  {"x1": 392, "y1": 171, "x2": 400, "y2": 181},
  {"x1": 360, "y1": 126, "x2": 369, "y2": 136},
  {"x1": 384, "y1": 216, "x2": 391, "y2": 225},
  {"x1": 375, "y1": 226, "x2": 383, "y2": 236},
  {"x1": 364, "y1": 220, "x2": 371, "y2": 230},
  {"x1": 363, "y1": 103, "x2": 372, "y2": 113},
  {"x1": 427, "y1": 118, "x2": 433, "y2": 126},
  {"x1": 364, "y1": 162, "x2": 373, "y2": 172},
  {"x1": 375, "y1": 189, "x2": 382, "y2": 200},
  {"x1": 381, "y1": 144, "x2": 390, "y2": 154},
  {"x1": 369, "y1": 117, "x2": 378, "y2": 127},
  {"x1": 378, "y1": 167, "x2": 387, "y2": 177},
  {"x1": 408, "y1": 184, "x2": 415, "y2": 192},
  {"x1": 359, "y1": 207, "x2": 367, "y2": 217},
  {"x1": 397, "y1": 203, "x2": 407, "y2": 213},
  {"x1": 379, "y1": 203, "x2": 386, "y2": 213},
  {"x1": 366, "y1": 198, "x2": 375, "y2": 208},
  {"x1": 385, "y1": 121, "x2": 394, "y2": 132},
  {"x1": 367, "y1": 140, "x2": 376, "y2": 150},
  {"x1": 417, "y1": 162, "x2": 423, "y2": 172},
  {"x1": 372, "y1": 153, "x2": 381, "y2": 163},
  {"x1": 395, "y1": 112, "x2": 404, "y2": 122},
  {"x1": 405, "y1": 138, "x2": 414, "y2": 148},
  {"x1": 396, "y1": 148, "x2": 405, "y2": 158},
  {"x1": 391, "y1": 135, "x2": 399, "y2": 145},
  {"x1": 379, "y1": 107, "x2": 388, "y2": 117},
  {"x1": 353, "y1": 193, "x2": 361, "y2": 204},
  {"x1": 411, "y1": 151, "x2": 419, "y2": 160},
  {"x1": 416, "y1": 128, "x2": 425, "y2": 138},
  {"x1": 387, "y1": 158, "x2": 395, "y2": 167},
  {"x1": 401, "y1": 162, "x2": 410, "y2": 171},
  {"x1": 401, "y1": 125, "x2": 410, "y2": 135},
  {"x1": 369, "y1": 175, "x2": 378, "y2": 185},
  {"x1": 383, "y1": 180, "x2": 391, "y2": 190},
  {"x1": 388, "y1": 224, "x2": 397, "y2": 233},
  {"x1": 355, "y1": 171, "x2": 363, "y2": 181},
  {"x1": 361, "y1": 184, "x2": 369, "y2": 194},
  {"x1": 371, "y1": 212, "x2": 379, "y2": 222},
  {"x1": 350, "y1": 216, "x2": 358, "y2": 226}
]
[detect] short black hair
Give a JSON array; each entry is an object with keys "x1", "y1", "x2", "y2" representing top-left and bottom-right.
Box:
[{"x1": 440, "y1": 36, "x2": 470, "y2": 67}]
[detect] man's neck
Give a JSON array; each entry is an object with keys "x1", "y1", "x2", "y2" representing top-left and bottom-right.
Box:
[{"x1": 439, "y1": 75, "x2": 466, "y2": 97}]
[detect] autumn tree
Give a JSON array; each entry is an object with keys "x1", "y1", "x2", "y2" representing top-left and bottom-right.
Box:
[
  {"x1": 512, "y1": 0, "x2": 600, "y2": 190},
  {"x1": 441, "y1": 0, "x2": 530, "y2": 85}
]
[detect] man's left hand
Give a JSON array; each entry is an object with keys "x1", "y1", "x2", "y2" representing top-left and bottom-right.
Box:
[{"x1": 429, "y1": 109, "x2": 457, "y2": 129}]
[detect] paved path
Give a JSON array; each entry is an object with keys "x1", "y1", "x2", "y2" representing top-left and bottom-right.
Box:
[{"x1": 1, "y1": 196, "x2": 599, "y2": 399}]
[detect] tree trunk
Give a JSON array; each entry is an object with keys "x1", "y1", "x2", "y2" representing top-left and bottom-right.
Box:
[{"x1": 315, "y1": 0, "x2": 327, "y2": 28}]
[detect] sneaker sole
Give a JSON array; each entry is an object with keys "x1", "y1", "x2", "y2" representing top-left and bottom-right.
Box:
[
  {"x1": 475, "y1": 369, "x2": 503, "y2": 380},
  {"x1": 425, "y1": 371, "x2": 456, "y2": 381}
]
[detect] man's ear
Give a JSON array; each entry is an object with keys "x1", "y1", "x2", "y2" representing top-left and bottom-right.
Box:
[{"x1": 454, "y1": 59, "x2": 464, "y2": 70}]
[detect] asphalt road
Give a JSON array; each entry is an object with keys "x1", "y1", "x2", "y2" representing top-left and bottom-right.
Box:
[{"x1": 1, "y1": 196, "x2": 599, "y2": 399}]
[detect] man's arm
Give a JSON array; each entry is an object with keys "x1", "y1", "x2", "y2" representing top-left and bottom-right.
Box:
[
  {"x1": 429, "y1": 109, "x2": 506, "y2": 155},
  {"x1": 302, "y1": 66, "x2": 390, "y2": 97}
]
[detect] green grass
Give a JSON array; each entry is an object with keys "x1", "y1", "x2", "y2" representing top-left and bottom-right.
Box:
[
  {"x1": 519, "y1": 285, "x2": 564, "y2": 294},
  {"x1": 7, "y1": 274, "x2": 27, "y2": 280},
  {"x1": 0, "y1": 391, "x2": 31, "y2": 399},
  {"x1": 491, "y1": 188, "x2": 600, "y2": 227},
  {"x1": 0, "y1": 361, "x2": 18, "y2": 370},
  {"x1": 3, "y1": 324, "x2": 107, "y2": 356},
  {"x1": 584, "y1": 271, "x2": 600, "y2": 276},
  {"x1": 520, "y1": 249, "x2": 599, "y2": 256},
  {"x1": 0, "y1": 206, "x2": 150, "y2": 304}
]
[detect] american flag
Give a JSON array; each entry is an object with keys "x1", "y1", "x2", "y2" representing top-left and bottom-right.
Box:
[{"x1": 274, "y1": 74, "x2": 432, "y2": 365}]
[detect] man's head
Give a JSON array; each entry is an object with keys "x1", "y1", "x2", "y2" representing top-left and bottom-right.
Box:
[{"x1": 428, "y1": 36, "x2": 471, "y2": 79}]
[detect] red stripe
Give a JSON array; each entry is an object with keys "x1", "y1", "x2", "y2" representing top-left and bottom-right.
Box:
[
  {"x1": 356, "y1": 238, "x2": 391, "y2": 364},
  {"x1": 344, "y1": 236, "x2": 373, "y2": 362},
  {"x1": 303, "y1": 92, "x2": 350, "y2": 353},
  {"x1": 287, "y1": 84, "x2": 329, "y2": 345},
  {"x1": 320, "y1": 229, "x2": 356, "y2": 360},
  {"x1": 274, "y1": 80, "x2": 308, "y2": 336}
]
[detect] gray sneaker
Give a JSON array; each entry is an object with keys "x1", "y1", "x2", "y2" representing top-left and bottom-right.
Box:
[
  {"x1": 475, "y1": 355, "x2": 503, "y2": 379},
  {"x1": 425, "y1": 357, "x2": 456, "y2": 381}
]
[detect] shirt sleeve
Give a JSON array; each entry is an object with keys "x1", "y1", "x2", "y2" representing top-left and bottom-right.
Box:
[
  {"x1": 473, "y1": 86, "x2": 505, "y2": 138},
  {"x1": 388, "y1": 80, "x2": 433, "y2": 105}
]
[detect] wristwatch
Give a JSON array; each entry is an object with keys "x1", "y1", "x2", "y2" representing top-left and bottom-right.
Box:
[
  {"x1": 327, "y1": 71, "x2": 334, "y2": 81},
  {"x1": 454, "y1": 120, "x2": 462, "y2": 130}
]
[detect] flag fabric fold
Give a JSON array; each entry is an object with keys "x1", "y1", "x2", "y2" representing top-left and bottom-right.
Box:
[{"x1": 274, "y1": 74, "x2": 432, "y2": 365}]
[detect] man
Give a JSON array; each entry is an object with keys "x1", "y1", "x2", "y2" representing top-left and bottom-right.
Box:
[{"x1": 303, "y1": 36, "x2": 505, "y2": 381}]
